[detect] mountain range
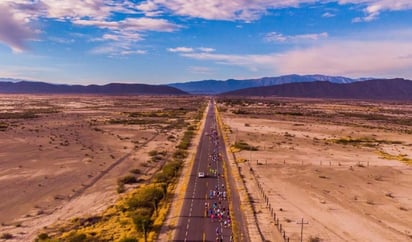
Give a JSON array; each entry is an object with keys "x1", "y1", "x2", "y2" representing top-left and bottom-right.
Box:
[
  {"x1": 0, "y1": 80, "x2": 187, "y2": 95},
  {"x1": 168, "y1": 74, "x2": 362, "y2": 94},
  {"x1": 221, "y1": 78, "x2": 412, "y2": 100},
  {"x1": 0, "y1": 75, "x2": 411, "y2": 100}
]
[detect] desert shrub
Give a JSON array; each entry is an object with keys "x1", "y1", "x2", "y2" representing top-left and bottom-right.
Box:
[
  {"x1": 65, "y1": 232, "x2": 87, "y2": 242},
  {"x1": 232, "y1": 109, "x2": 248, "y2": 115},
  {"x1": 148, "y1": 150, "x2": 158, "y2": 156},
  {"x1": 233, "y1": 141, "x2": 258, "y2": 151},
  {"x1": 0, "y1": 122, "x2": 8, "y2": 131},
  {"x1": 118, "y1": 175, "x2": 138, "y2": 185},
  {"x1": 0, "y1": 233, "x2": 13, "y2": 239},
  {"x1": 127, "y1": 186, "x2": 164, "y2": 210},
  {"x1": 117, "y1": 183, "x2": 125, "y2": 193},
  {"x1": 132, "y1": 214, "x2": 152, "y2": 238},
  {"x1": 154, "y1": 161, "x2": 181, "y2": 183},
  {"x1": 129, "y1": 169, "x2": 141, "y2": 174},
  {"x1": 309, "y1": 236, "x2": 321, "y2": 242},
  {"x1": 151, "y1": 155, "x2": 163, "y2": 162},
  {"x1": 173, "y1": 149, "x2": 188, "y2": 159},
  {"x1": 37, "y1": 233, "x2": 49, "y2": 240},
  {"x1": 0, "y1": 112, "x2": 37, "y2": 119}
]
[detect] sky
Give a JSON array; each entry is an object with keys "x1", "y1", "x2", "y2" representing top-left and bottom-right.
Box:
[{"x1": 0, "y1": 0, "x2": 412, "y2": 85}]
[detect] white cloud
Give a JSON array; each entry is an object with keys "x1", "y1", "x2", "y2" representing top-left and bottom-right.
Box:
[
  {"x1": 322, "y1": 12, "x2": 335, "y2": 17},
  {"x1": 120, "y1": 50, "x2": 147, "y2": 55},
  {"x1": 137, "y1": 0, "x2": 412, "y2": 21},
  {"x1": 0, "y1": 3, "x2": 37, "y2": 52},
  {"x1": 273, "y1": 41, "x2": 412, "y2": 77},
  {"x1": 264, "y1": 32, "x2": 328, "y2": 42},
  {"x1": 74, "y1": 17, "x2": 180, "y2": 55},
  {"x1": 345, "y1": 0, "x2": 412, "y2": 22},
  {"x1": 167, "y1": 46, "x2": 216, "y2": 53},
  {"x1": 2, "y1": 0, "x2": 412, "y2": 54},
  {"x1": 198, "y1": 47, "x2": 216, "y2": 52},
  {"x1": 48, "y1": 36, "x2": 75, "y2": 44},
  {"x1": 189, "y1": 66, "x2": 214, "y2": 74},
  {"x1": 0, "y1": 0, "x2": 180, "y2": 54},
  {"x1": 73, "y1": 17, "x2": 180, "y2": 33},
  {"x1": 181, "y1": 52, "x2": 277, "y2": 71},
  {"x1": 137, "y1": 0, "x2": 310, "y2": 21},
  {"x1": 167, "y1": 47, "x2": 194, "y2": 53},
  {"x1": 174, "y1": 38, "x2": 412, "y2": 78}
]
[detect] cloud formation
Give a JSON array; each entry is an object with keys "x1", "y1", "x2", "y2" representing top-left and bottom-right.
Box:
[
  {"x1": 137, "y1": 0, "x2": 412, "y2": 21},
  {"x1": 167, "y1": 47, "x2": 194, "y2": 53},
  {"x1": 0, "y1": 4, "x2": 36, "y2": 52},
  {"x1": 264, "y1": 32, "x2": 328, "y2": 42},
  {"x1": 1, "y1": 0, "x2": 412, "y2": 54},
  {"x1": 0, "y1": 0, "x2": 180, "y2": 54},
  {"x1": 167, "y1": 47, "x2": 215, "y2": 53},
  {"x1": 175, "y1": 39, "x2": 412, "y2": 78}
]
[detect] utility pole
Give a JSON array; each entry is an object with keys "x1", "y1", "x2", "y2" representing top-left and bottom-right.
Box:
[{"x1": 297, "y1": 218, "x2": 308, "y2": 242}]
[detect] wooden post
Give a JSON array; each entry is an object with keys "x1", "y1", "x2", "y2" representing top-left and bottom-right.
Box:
[{"x1": 297, "y1": 218, "x2": 309, "y2": 242}]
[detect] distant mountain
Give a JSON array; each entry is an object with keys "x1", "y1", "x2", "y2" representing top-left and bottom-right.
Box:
[
  {"x1": 0, "y1": 78, "x2": 28, "y2": 83},
  {"x1": 220, "y1": 78, "x2": 412, "y2": 100},
  {"x1": 0, "y1": 80, "x2": 187, "y2": 95},
  {"x1": 168, "y1": 74, "x2": 358, "y2": 94}
]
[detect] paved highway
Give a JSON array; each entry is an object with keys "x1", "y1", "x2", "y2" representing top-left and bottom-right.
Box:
[{"x1": 174, "y1": 101, "x2": 241, "y2": 242}]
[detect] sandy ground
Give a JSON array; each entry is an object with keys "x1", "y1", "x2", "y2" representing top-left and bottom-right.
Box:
[
  {"x1": 218, "y1": 98, "x2": 412, "y2": 242},
  {"x1": 0, "y1": 95, "x2": 203, "y2": 241}
]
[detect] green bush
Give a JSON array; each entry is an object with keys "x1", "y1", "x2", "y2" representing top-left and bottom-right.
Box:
[{"x1": 127, "y1": 186, "x2": 164, "y2": 210}]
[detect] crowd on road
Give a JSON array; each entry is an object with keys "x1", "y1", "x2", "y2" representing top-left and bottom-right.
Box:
[{"x1": 206, "y1": 126, "x2": 233, "y2": 242}]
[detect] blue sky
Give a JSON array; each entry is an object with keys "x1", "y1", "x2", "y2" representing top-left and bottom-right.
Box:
[{"x1": 1, "y1": 0, "x2": 412, "y2": 85}]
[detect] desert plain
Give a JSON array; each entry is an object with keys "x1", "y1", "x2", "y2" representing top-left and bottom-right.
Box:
[
  {"x1": 1, "y1": 95, "x2": 411, "y2": 242},
  {"x1": 217, "y1": 97, "x2": 412, "y2": 242},
  {"x1": 0, "y1": 95, "x2": 205, "y2": 241}
]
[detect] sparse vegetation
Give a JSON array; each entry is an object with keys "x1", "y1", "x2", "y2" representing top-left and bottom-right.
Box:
[
  {"x1": 333, "y1": 137, "x2": 402, "y2": 147},
  {"x1": 0, "y1": 233, "x2": 13, "y2": 240},
  {"x1": 309, "y1": 236, "x2": 321, "y2": 242},
  {"x1": 30, "y1": 97, "x2": 206, "y2": 241},
  {"x1": 129, "y1": 169, "x2": 141, "y2": 175},
  {"x1": 0, "y1": 122, "x2": 8, "y2": 131},
  {"x1": 378, "y1": 151, "x2": 412, "y2": 165},
  {"x1": 232, "y1": 141, "x2": 258, "y2": 151},
  {"x1": 118, "y1": 175, "x2": 138, "y2": 185}
]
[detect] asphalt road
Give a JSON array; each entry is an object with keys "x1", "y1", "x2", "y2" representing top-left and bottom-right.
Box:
[{"x1": 174, "y1": 101, "x2": 236, "y2": 242}]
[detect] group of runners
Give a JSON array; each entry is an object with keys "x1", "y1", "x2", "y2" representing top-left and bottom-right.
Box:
[{"x1": 206, "y1": 127, "x2": 233, "y2": 242}]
